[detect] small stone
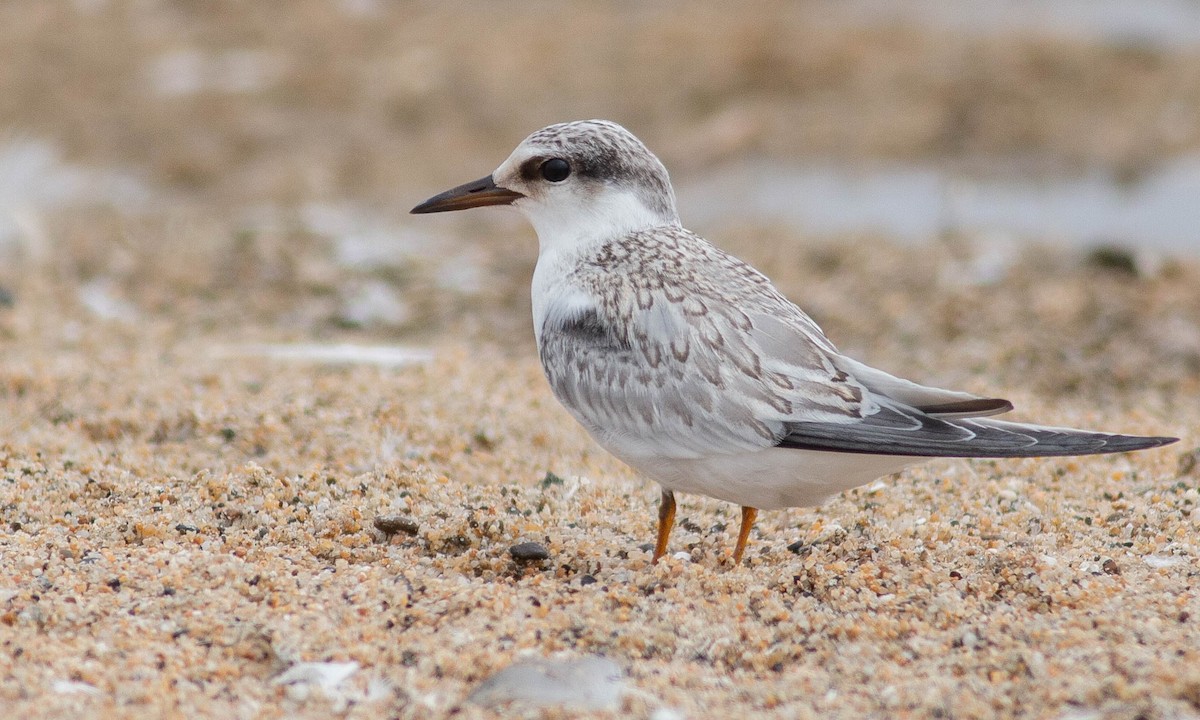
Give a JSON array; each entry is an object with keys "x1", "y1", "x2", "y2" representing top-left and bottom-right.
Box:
[
  {"x1": 578, "y1": 575, "x2": 598, "y2": 586},
  {"x1": 272, "y1": 661, "x2": 360, "y2": 697},
  {"x1": 509, "y1": 541, "x2": 550, "y2": 562},
  {"x1": 468, "y1": 655, "x2": 624, "y2": 710},
  {"x1": 0, "y1": 287, "x2": 14, "y2": 307},
  {"x1": 1085, "y1": 245, "x2": 1138, "y2": 276},
  {"x1": 52, "y1": 680, "x2": 101, "y2": 696},
  {"x1": 1102, "y1": 559, "x2": 1120, "y2": 575},
  {"x1": 1178, "y1": 448, "x2": 1200, "y2": 476},
  {"x1": 787, "y1": 540, "x2": 809, "y2": 555},
  {"x1": 373, "y1": 514, "x2": 419, "y2": 537},
  {"x1": 337, "y1": 279, "x2": 412, "y2": 329},
  {"x1": 1145, "y1": 555, "x2": 1185, "y2": 569}
]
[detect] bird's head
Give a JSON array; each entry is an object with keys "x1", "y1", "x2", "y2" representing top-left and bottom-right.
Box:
[{"x1": 412, "y1": 120, "x2": 679, "y2": 251}]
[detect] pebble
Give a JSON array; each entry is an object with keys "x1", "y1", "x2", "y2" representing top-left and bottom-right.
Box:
[
  {"x1": 468, "y1": 655, "x2": 624, "y2": 710},
  {"x1": 509, "y1": 541, "x2": 550, "y2": 562},
  {"x1": 337, "y1": 279, "x2": 412, "y2": 329},
  {"x1": 51, "y1": 680, "x2": 101, "y2": 696},
  {"x1": 272, "y1": 661, "x2": 360, "y2": 703},
  {"x1": 1085, "y1": 245, "x2": 1139, "y2": 276},
  {"x1": 1178, "y1": 448, "x2": 1200, "y2": 476},
  {"x1": 373, "y1": 514, "x2": 420, "y2": 537},
  {"x1": 787, "y1": 540, "x2": 809, "y2": 554}
]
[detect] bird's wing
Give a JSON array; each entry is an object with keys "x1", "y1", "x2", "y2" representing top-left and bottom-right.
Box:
[
  {"x1": 539, "y1": 234, "x2": 873, "y2": 459},
  {"x1": 540, "y1": 227, "x2": 1175, "y2": 463},
  {"x1": 777, "y1": 403, "x2": 1177, "y2": 457},
  {"x1": 752, "y1": 309, "x2": 1173, "y2": 457},
  {"x1": 537, "y1": 301, "x2": 828, "y2": 459},
  {"x1": 830, "y1": 355, "x2": 1013, "y2": 419}
]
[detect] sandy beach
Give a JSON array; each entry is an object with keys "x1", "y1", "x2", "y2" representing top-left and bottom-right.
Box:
[{"x1": 1, "y1": 2, "x2": 1199, "y2": 718}]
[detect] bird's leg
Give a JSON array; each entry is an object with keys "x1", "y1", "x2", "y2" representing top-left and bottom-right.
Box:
[
  {"x1": 732, "y1": 506, "x2": 758, "y2": 564},
  {"x1": 653, "y1": 489, "x2": 676, "y2": 563}
]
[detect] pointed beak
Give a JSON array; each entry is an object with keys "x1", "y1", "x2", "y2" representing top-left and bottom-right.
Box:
[{"x1": 410, "y1": 175, "x2": 524, "y2": 214}]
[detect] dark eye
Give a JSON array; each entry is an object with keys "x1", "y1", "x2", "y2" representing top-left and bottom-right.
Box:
[{"x1": 540, "y1": 158, "x2": 571, "y2": 182}]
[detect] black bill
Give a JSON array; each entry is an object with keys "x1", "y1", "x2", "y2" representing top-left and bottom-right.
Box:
[{"x1": 410, "y1": 175, "x2": 523, "y2": 214}]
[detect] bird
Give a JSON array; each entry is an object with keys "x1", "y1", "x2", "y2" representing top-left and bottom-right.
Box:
[{"x1": 411, "y1": 119, "x2": 1178, "y2": 565}]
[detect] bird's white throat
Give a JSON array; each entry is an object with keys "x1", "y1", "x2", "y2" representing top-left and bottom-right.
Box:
[
  {"x1": 520, "y1": 186, "x2": 678, "y2": 260},
  {"x1": 522, "y1": 187, "x2": 677, "y2": 347}
]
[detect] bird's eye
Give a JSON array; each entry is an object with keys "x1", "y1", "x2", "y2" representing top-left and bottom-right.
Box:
[{"x1": 540, "y1": 158, "x2": 571, "y2": 182}]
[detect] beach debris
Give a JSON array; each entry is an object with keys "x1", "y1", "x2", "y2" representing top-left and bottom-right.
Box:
[
  {"x1": 1085, "y1": 245, "x2": 1139, "y2": 276},
  {"x1": 51, "y1": 680, "x2": 102, "y2": 696},
  {"x1": 272, "y1": 661, "x2": 360, "y2": 702},
  {"x1": 1178, "y1": 448, "x2": 1200, "y2": 476},
  {"x1": 211, "y1": 343, "x2": 433, "y2": 367},
  {"x1": 468, "y1": 655, "x2": 624, "y2": 711},
  {"x1": 1144, "y1": 555, "x2": 1186, "y2": 569},
  {"x1": 78, "y1": 277, "x2": 140, "y2": 323},
  {"x1": 149, "y1": 49, "x2": 287, "y2": 97},
  {"x1": 337, "y1": 279, "x2": 413, "y2": 329}
]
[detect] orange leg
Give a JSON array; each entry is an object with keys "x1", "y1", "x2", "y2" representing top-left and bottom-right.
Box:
[
  {"x1": 653, "y1": 489, "x2": 676, "y2": 563},
  {"x1": 732, "y1": 506, "x2": 758, "y2": 564}
]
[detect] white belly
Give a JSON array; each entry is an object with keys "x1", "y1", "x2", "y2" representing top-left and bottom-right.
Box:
[{"x1": 613, "y1": 446, "x2": 916, "y2": 510}]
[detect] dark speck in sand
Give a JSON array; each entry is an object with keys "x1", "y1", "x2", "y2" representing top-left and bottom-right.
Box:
[
  {"x1": 510, "y1": 542, "x2": 551, "y2": 562},
  {"x1": 374, "y1": 514, "x2": 420, "y2": 537}
]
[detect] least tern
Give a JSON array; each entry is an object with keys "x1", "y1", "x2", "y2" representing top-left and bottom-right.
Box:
[{"x1": 412, "y1": 119, "x2": 1178, "y2": 564}]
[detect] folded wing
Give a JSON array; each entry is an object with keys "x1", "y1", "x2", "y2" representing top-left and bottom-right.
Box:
[{"x1": 777, "y1": 402, "x2": 1177, "y2": 457}]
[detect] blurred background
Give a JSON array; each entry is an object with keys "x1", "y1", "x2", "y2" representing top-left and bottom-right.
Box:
[{"x1": 0, "y1": 0, "x2": 1198, "y2": 396}]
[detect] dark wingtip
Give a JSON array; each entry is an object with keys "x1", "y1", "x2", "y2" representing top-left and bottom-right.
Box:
[
  {"x1": 1103, "y1": 434, "x2": 1179, "y2": 453},
  {"x1": 919, "y1": 398, "x2": 1014, "y2": 418}
]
